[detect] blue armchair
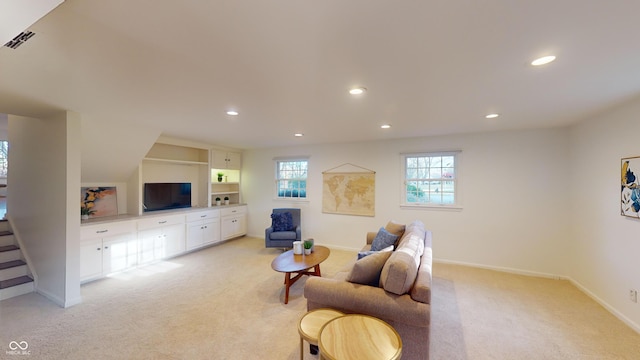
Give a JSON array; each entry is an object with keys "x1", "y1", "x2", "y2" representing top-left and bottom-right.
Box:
[{"x1": 265, "y1": 208, "x2": 301, "y2": 248}]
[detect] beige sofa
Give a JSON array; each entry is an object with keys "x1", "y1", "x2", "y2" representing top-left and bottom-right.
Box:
[{"x1": 304, "y1": 220, "x2": 432, "y2": 360}]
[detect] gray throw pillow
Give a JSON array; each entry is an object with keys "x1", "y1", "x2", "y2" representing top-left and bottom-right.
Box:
[
  {"x1": 347, "y1": 251, "x2": 393, "y2": 286},
  {"x1": 371, "y1": 227, "x2": 399, "y2": 251}
]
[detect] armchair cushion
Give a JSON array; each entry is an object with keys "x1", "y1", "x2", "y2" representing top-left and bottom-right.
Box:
[{"x1": 271, "y1": 211, "x2": 294, "y2": 231}]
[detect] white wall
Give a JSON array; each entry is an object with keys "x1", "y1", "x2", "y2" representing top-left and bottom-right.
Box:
[
  {"x1": 8, "y1": 111, "x2": 81, "y2": 307},
  {"x1": 243, "y1": 127, "x2": 571, "y2": 277},
  {"x1": 568, "y1": 96, "x2": 640, "y2": 331}
]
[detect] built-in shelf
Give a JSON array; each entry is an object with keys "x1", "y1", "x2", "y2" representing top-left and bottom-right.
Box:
[{"x1": 143, "y1": 157, "x2": 208, "y2": 165}]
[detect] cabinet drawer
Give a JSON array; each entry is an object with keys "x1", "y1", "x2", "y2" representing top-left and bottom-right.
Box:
[
  {"x1": 81, "y1": 220, "x2": 136, "y2": 240},
  {"x1": 186, "y1": 209, "x2": 220, "y2": 223},
  {"x1": 137, "y1": 214, "x2": 185, "y2": 231},
  {"x1": 221, "y1": 206, "x2": 246, "y2": 217}
]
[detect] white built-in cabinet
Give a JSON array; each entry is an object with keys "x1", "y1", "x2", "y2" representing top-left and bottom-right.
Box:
[
  {"x1": 186, "y1": 209, "x2": 220, "y2": 250},
  {"x1": 79, "y1": 220, "x2": 138, "y2": 283},
  {"x1": 137, "y1": 214, "x2": 186, "y2": 264},
  {"x1": 211, "y1": 149, "x2": 241, "y2": 170},
  {"x1": 221, "y1": 206, "x2": 247, "y2": 240},
  {"x1": 80, "y1": 205, "x2": 246, "y2": 283},
  {"x1": 81, "y1": 138, "x2": 247, "y2": 283}
]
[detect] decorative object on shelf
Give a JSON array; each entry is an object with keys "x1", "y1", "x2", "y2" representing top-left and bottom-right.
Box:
[
  {"x1": 293, "y1": 241, "x2": 303, "y2": 255},
  {"x1": 217, "y1": 172, "x2": 224, "y2": 182},
  {"x1": 322, "y1": 163, "x2": 376, "y2": 217},
  {"x1": 215, "y1": 197, "x2": 221, "y2": 206},
  {"x1": 621, "y1": 156, "x2": 640, "y2": 218},
  {"x1": 81, "y1": 186, "x2": 117, "y2": 219},
  {"x1": 224, "y1": 196, "x2": 229, "y2": 205},
  {"x1": 303, "y1": 239, "x2": 313, "y2": 255}
]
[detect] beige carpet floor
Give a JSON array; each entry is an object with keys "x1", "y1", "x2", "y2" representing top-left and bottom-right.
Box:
[{"x1": 0, "y1": 236, "x2": 639, "y2": 359}]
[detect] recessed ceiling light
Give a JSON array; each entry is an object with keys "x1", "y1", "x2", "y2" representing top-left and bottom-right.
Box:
[
  {"x1": 294, "y1": 133, "x2": 304, "y2": 137},
  {"x1": 226, "y1": 110, "x2": 239, "y2": 116},
  {"x1": 349, "y1": 87, "x2": 366, "y2": 95},
  {"x1": 485, "y1": 113, "x2": 500, "y2": 119},
  {"x1": 380, "y1": 124, "x2": 391, "y2": 129},
  {"x1": 531, "y1": 55, "x2": 556, "y2": 66}
]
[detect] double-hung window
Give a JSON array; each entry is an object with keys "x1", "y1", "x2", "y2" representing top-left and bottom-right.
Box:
[
  {"x1": 403, "y1": 152, "x2": 459, "y2": 207},
  {"x1": 275, "y1": 158, "x2": 308, "y2": 199}
]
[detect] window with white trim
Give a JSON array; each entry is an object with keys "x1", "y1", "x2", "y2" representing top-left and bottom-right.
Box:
[
  {"x1": 275, "y1": 159, "x2": 308, "y2": 199},
  {"x1": 403, "y1": 152, "x2": 458, "y2": 206},
  {"x1": 0, "y1": 141, "x2": 8, "y2": 177}
]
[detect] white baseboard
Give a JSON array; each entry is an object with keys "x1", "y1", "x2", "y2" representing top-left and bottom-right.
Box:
[
  {"x1": 566, "y1": 277, "x2": 640, "y2": 334},
  {"x1": 434, "y1": 258, "x2": 640, "y2": 335},
  {"x1": 434, "y1": 258, "x2": 563, "y2": 280}
]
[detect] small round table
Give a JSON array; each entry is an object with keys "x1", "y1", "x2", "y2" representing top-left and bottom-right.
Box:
[
  {"x1": 319, "y1": 314, "x2": 402, "y2": 360},
  {"x1": 298, "y1": 308, "x2": 344, "y2": 360}
]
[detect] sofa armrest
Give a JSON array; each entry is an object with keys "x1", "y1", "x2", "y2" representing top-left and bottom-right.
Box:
[
  {"x1": 304, "y1": 277, "x2": 429, "y2": 328},
  {"x1": 366, "y1": 232, "x2": 377, "y2": 245}
]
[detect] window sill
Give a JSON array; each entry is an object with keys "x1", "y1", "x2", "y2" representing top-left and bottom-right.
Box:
[
  {"x1": 400, "y1": 204, "x2": 463, "y2": 211},
  {"x1": 273, "y1": 198, "x2": 310, "y2": 203}
]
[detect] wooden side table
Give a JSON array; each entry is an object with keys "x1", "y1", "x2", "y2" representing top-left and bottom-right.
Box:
[
  {"x1": 298, "y1": 308, "x2": 344, "y2": 360},
  {"x1": 318, "y1": 314, "x2": 402, "y2": 360}
]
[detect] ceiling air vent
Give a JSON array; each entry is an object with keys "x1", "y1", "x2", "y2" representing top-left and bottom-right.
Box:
[{"x1": 4, "y1": 31, "x2": 35, "y2": 49}]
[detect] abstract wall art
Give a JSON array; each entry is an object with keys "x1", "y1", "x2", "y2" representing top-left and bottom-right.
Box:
[
  {"x1": 621, "y1": 156, "x2": 640, "y2": 218},
  {"x1": 81, "y1": 186, "x2": 118, "y2": 219}
]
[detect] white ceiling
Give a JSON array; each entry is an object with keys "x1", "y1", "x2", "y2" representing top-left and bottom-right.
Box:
[{"x1": 1, "y1": 0, "x2": 640, "y2": 150}]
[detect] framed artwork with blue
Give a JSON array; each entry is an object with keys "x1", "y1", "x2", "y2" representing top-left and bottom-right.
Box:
[{"x1": 621, "y1": 156, "x2": 640, "y2": 218}]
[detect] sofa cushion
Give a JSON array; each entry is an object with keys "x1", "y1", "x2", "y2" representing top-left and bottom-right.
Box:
[
  {"x1": 379, "y1": 233, "x2": 424, "y2": 295},
  {"x1": 385, "y1": 220, "x2": 406, "y2": 238},
  {"x1": 271, "y1": 211, "x2": 293, "y2": 231},
  {"x1": 357, "y1": 245, "x2": 394, "y2": 260},
  {"x1": 347, "y1": 250, "x2": 393, "y2": 286},
  {"x1": 397, "y1": 220, "x2": 425, "y2": 248},
  {"x1": 371, "y1": 227, "x2": 399, "y2": 251}
]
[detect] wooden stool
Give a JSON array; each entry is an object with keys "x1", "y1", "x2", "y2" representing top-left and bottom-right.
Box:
[{"x1": 297, "y1": 308, "x2": 344, "y2": 360}]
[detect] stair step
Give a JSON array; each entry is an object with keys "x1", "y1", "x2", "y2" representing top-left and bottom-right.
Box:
[
  {"x1": 0, "y1": 245, "x2": 20, "y2": 263},
  {"x1": 0, "y1": 259, "x2": 25, "y2": 270},
  {"x1": 0, "y1": 275, "x2": 33, "y2": 289},
  {"x1": 0, "y1": 245, "x2": 19, "y2": 252},
  {"x1": 0, "y1": 277, "x2": 34, "y2": 301},
  {"x1": 0, "y1": 233, "x2": 13, "y2": 247}
]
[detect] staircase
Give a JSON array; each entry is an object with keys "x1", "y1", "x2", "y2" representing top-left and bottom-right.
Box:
[{"x1": 0, "y1": 220, "x2": 34, "y2": 301}]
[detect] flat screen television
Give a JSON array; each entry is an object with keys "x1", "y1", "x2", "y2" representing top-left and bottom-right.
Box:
[{"x1": 143, "y1": 182, "x2": 192, "y2": 212}]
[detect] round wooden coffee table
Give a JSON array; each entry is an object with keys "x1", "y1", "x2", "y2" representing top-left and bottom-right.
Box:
[
  {"x1": 271, "y1": 245, "x2": 330, "y2": 304},
  {"x1": 319, "y1": 314, "x2": 402, "y2": 360}
]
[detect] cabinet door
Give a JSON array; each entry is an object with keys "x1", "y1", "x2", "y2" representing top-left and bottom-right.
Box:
[
  {"x1": 103, "y1": 233, "x2": 138, "y2": 274},
  {"x1": 80, "y1": 239, "x2": 103, "y2": 282},
  {"x1": 163, "y1": 223, "x2": 186, "y2": 258},
  {"x1": 202, "y1": 220, "x2": 221, "y2": 245},
  {"x1": 226, "y1": 151, "x2": 241, "y2": 170},
  {"x1": 221, "y1": 216, "x2": 242, "y2": 240},
  {"x1": 186, "y1": 222, "x2": 204, "y2": 250},
  {"x1": 138, "y1": 228, "x2": 162, "y2": 265},
  {"x1": 211, "y1": 149, "x2": 228, "y2": 169}
]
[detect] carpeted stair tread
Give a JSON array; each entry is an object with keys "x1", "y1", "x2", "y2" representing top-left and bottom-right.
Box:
[
  {"x1": 0, "y1": 245, "x2": 19, "y2": 252},
  {"x1": 0, "y1": 259, "x2": 26, "y2": 270},
  {"x1": 0, "y1": 231, "x2": 13, "y2": 236},
  {"x1": 0, "y1": 275, "x2": 33, "y2": 289}
]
